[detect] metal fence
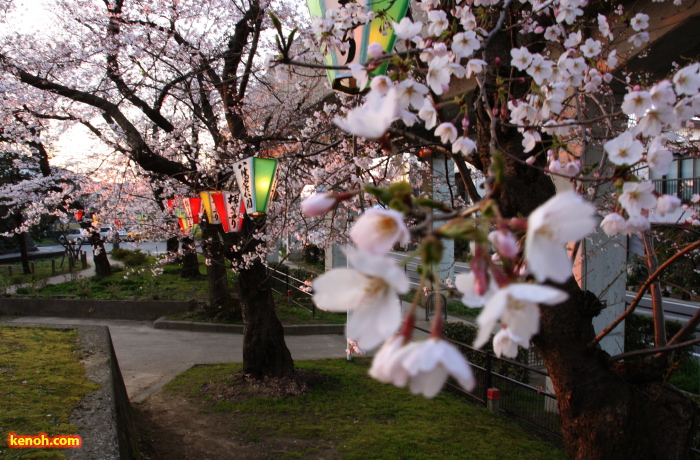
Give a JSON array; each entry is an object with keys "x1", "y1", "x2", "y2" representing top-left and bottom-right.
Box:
[
  {"x1": 653, "y1": 177, "x2": 700, "y2": 202},
  {"x1": 267, "y1": 265, "x2": 318, "y2": 316},
  {"x1": 416, "y1": 325, "x2": 562, "y2": 437}
]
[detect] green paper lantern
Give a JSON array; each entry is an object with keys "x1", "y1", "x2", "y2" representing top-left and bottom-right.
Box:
[
  {"x1": 233, "y1": 157, "x2": 279, "y2": 217},
  {"x1": 306, "y1": 0, "x2": 410, "y2": 94}
]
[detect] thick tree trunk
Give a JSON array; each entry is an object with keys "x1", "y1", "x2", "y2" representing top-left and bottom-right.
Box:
[
  {"x1": 201, "y1": 222, "x2": 242, "y2": 322},
  {"x1": 534, "y1": 280, "x2": 698, "y2": 460},
  {"x1": 468, "y1": 31, "x2": 699, "y2": 454},
  {"x1": 229, "y1": 216, "x2": 293, "y2": 379},
  {"x1": 180, "y1": 237, "x2": 201, "y2": 279}
]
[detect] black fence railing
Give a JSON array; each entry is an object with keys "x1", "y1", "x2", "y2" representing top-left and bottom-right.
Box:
[
  {"x1": 416, "y1": 325, "x2": 562, "y2": 437},
  {"x1": 267, "y1": 266, "x2": 318, "y2": 316},
  {"x1": 653, "y1": 177, "x2": 700, "y2": 202}
]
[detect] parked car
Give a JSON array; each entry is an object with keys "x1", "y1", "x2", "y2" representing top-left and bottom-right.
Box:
[
  {"x1": 98, "y1": 226, "x2": 113, "y2": 239},
  {"x1": 58, "y1": 228, "x2": 85, "y2": 245}
]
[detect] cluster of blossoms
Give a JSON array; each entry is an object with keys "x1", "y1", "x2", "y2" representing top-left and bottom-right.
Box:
[
  {"x1": 304, "y1": 189, "x2": 596, "y2": 397},
  {"x1": 601, "y1": 64, "x2": 700, "y2": 236},
  {"x1": 315, "y1": 0, "x2": 700, "y2": 239}
]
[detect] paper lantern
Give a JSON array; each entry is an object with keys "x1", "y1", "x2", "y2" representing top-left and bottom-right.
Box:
[
  {"x1": 233, "y1": 157, "x2": 279, "y2": 217},
  {"x1": 199, "y1": 191, "x2": 222, "y2": 224},
  {"x1": 306, "y1": 0, "x2": 410, "y2": 94},
  {"x1": 212, "y1": 192, "x2": 246, "y2": 233}
]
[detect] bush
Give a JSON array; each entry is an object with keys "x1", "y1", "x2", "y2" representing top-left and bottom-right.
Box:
[
  {"x1": 111, "y1": 248, "x2": 148, "y2": 267},
  {"x1": 302, "y1": 243, "x2": 325, "y2": 267},
  {"x1": 624, "y1": 314, "x2": 687, "y2": 358},
  {"x1": 625, "y1": 313, "x2": 698, "y2": 393},
  {"x1": 110, "y1": 248, "x2": 132, "y2": 260},
  {"x1": 442, "y1": 321, "x2": 530, "y2": 383}
]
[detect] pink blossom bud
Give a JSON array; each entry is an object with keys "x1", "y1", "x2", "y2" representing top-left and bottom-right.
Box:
[
  {"x1": 367, "y1": 42, "x2": 383, "y2": 59},
  {"x1": 492, "y1": 107, "x2": 499, "y2": 116},
  {"x1": 301, "y1": 193, "x2": 337, "y2": 216},
  {"x1": 534, "y1": 26, "x2": 544, "y2": 34},
  {"x1": 525, "y1": 156, "x2": 536, "y2": 165},
  {"x1": 462, "y1": 117, "x2": 470, "y2": 129}
]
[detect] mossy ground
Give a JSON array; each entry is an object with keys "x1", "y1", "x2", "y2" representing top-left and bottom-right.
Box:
[{"x1": 0, "y1": 327, "x2": 99, "y2": 459}]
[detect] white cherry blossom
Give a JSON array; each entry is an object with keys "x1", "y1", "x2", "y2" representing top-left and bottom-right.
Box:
[
  {"x1": 333, "y1": 88, "x2": 397, "y2": 139},
  {"x1": 312, "y1": 247, "x2": 409, "y2": 350},
  {"x1": 673, "y1": 63, "x2": 700, "y2": 95},
  {"x1": 474, "y1": 283, "x2": 568, "y2": 350},
  {"x1": 349, "y1": 208, "x2": 410, "y2": 255},
  {"x1": 600, "y1": 213, "x2": 628, "y2": 236},
  {"x1": 493, "y1": 327, "x2": 529, "y2": 358},
  {"x1": 604, "y1": 131, "x2": 644, "y2": 166},
  {"x1": 618, "y1": 181, "x2": 657, "y2": 217},
  {"x1": 393, "y1": 17, "x2": 422, "y2": 40},
  {"x1": 626, "y1": 215, "x2": 651, "y2": 234},
  {"x1": 301, "y1": 193, "x2": 336, "y2": 216},
  {"x1": 631, "y1": 13, "x2": 649, "y2": 32},
  {"x1": 647, "y1": 136, "x2": 674, "y2": 175},
  {"x1": 621, "y1": 90, "x2": 652, "y2": 117},
  {"x1": 525, "y1": 191, "x2": 597, "y2": 283},
  {"x1": 452, "y1": 136, "x2": 476, "y2": 156},
  {"x1": 435, "y1": 122, "x2": 458, "y2": 144},
  {"x1": 510, "y1": 46, "x2": 533, "y2": 71},
  {"x1": 657, "y1": 194, "x2": 682, "y2": 216},
  {"x1": 455, "y1": 271, "x2": 496, "y2": 308},
  {"x1": 383, "y1": 338, "x2": 476, "y2": 398}
]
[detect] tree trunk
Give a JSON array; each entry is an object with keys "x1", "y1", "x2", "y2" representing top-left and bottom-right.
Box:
[
  {"x1": 166, "y1": 236, "x2": 179, "y2": 260},
  {"x1": 181, "y1": 237, "x2": 201, "y2": 279},
  {"x1": 229, "y1": 216, "x2": 293, "y2": 379},
  {"x1": 17, "y1": 231, "x2": 31, "y2": 275},
  {"x1": 201, "y1": 222, "x2": 242, "y2": 322},
  {"x1": 534, "y1": 280, "x2": 699, "y2": 460},
  {"x1": 469, "y1": 36, "x2": 699, "y2": 454},
  {"x1": 89, "y1": 232, "x2": 112, "y2": 277}
]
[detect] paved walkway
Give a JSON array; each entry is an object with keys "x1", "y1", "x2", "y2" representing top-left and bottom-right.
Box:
[
  {"x1": 2, "y1": 244, "x2": 470, "y2": 403},
  {"x1": 2, "y1": 315, "x2": 351, "y2": 403}
]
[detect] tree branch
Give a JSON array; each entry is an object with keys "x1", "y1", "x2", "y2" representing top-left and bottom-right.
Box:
[{"x1": 591, "y1": 240, "x2": 700, "y2": 347}]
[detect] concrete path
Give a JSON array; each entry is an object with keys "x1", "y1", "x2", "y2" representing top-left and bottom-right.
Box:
[{"x1": 2, "y1": 316, "x2": 350, "y2": 403}]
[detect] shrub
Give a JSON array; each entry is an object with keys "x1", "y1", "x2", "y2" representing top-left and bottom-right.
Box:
[
  {"x1": 442, "y1": 321, "x2": 530, "y2": 383},
  {"x1": 625, "y1": 313, "x2": 698, "y2": 393},
  {"x1": 110, "y1": 248, "x2": 148, "y2": 267}
]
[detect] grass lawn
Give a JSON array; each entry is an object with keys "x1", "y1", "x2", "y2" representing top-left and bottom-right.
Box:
[
  {"x1": 163, "y1": 358, "x2": 566, "y2": 460},
  {"x1": 401, "y1": 290, "x2": 480, "y2": 319},
  {"x1": 0, "y1": 327, "x2": 99, "y2": 459},
  {"x1": 1, "y1": 257, "x2": 88, "y2": 288},
  {"x1": 28, "y1": 261, "x2": 211, "y2": 301}
]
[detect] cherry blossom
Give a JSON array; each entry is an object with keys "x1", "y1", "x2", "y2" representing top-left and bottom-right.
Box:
[
  {"x1": 349, "y1": 208, "x2": 410, "y2": 255},
  {"x1": 301, "y1": 193, "x2": 337, "y2": 216},
  {"x1": 474, "y1": 283, "x2": 568, "y2": 351},
  {"x1": 656, "y1": 194, "x2": 682, "y2": 216},
  {"x1": 333, "y1": 89, "x2": 398, "y2": 139},
  {"x1": 525, "y1": 191, "x2": 597, "y2": 283},
  {"x1": 604, "y1": 131, "x2": 644, "y2": 166},
  {"x1": 618, "y1": 181, "x2": 657, "y2": 217},
  {"x1": 382, "y1": 338, "x2": 476, "y2": 398},
  {"x1": 312, "y1": 247, "x2": 409, "y2": 350},
  {"x1": 393, "y1": 18, "x2": 422, "y2": 40},
  {"x1": 435, "y1": 122, "x2": 458, "y2": 144},
  {"x1": 600, "y1": 213, "x2": 628, "y2": 237},
  {"x1": 452, "y1": 136, "x2": 476, "y2": 156},
  {"x1": 455, "y1": 272, "x2": 496, "y2": 308},
  {"x1": 492, "y1": 327, "x2": 529, "y2": 359}
]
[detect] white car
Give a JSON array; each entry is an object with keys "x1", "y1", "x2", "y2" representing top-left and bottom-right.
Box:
[{"x1": 58, "y1": 228, "x2": 85, "y2": 245}]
